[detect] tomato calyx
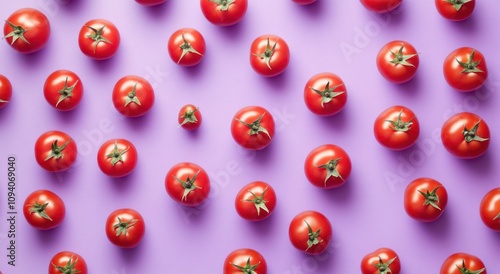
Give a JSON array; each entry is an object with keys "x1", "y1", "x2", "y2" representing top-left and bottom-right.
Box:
[
  {"x1": 56, "y1": 77, "x2": 79, "y2": 107},
  {"x1": 235, "y1": 113, "x2": 271, "y2": 139},
  {"x1": 253, "y1": 38, "x2": 278, "y2": 70},
  {"x1": 445, "y1": 0, "x2": 472, "y2": 11},
  {"x1": 309, "y1": 81, "x2": 345, "y2": 108},
  {"x1": 173, "y1": 170, "x2": 202, "y2": 202},
  {"x1": 209, "y1": 0, "x2": 236, "y2": 11},
  {"x1": 124, "y1": 82, "x2": 141, "y2": 106},
  {"x1": 417, "y1": 187, "x2": 442, "y2": 210},
  {"x1": 494, "y1": 213, "x2": 500, "y2": 221},
  {"x1": 457, "y1": 50, "x2": 484, "y2": 74},
  {"x1": 178, "y1": 33, "x2": 203, "y2": 64},
  {"x1": 242, "y1": 187, "x2": 269, "y2": 216},
  {"x1": 179, "y1": 107, "x2": 199, "y2": 126},
  {"x1": 44, "y1": 139, "x2": 72, "y2": 161},
  {"x1": 304, "y1": 220, "x2": 322, "y2": 251},
  {"x1": 85, "y1": 25, "x2": 112, "y2": 53},
  {"x1": 113, "y1": 217, "x2": 138, "y2": 236},
  {"x1": 386, "y1": 110, "x2": 414, "y2": 132},
  {"x1": 106, "y1": 140, "x2": 130, "y2": 166},
  {"x1": 229, "y1": 257, "x2": 260, "y2": 274},
  {"x1": 374, "y1": 256, "x2": 397, "y2": 274},
  {"x1": 462, "y1": 120, "x2": 488, "y2": 143},
  {"x1": 316, "y1": 158, "x2": 344, "y2": 186},
  {"x1": 456, "y1": 259, "x2": 485, "y2": 274},
  {"x1": 27, "y1": 202, "x2": 53, "y2": 221},
  {"x1": 51, "y1": 255, "x2": 81, "y2": 274},
  {"x1": 389, "y1": 46, "x2": 418, "y2": 67},
  {"x1": 3, "y1": 21, "x2": 30, "y2": 45}
]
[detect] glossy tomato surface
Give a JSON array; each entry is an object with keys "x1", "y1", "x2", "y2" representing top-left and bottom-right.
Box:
[
  {"x1": 304, "y1": 72, "x2": 348, "y2": 116},
  {"x1": 112, "y1": 75, "x2": 155, "y2": 117},
  {"x1": 480, "y1": 188, "x2": 500, "y2": 231},
  {"x1": 43, "y1": 70, "x2": 83, "y2": 111},
  {"x1": 105, "y1": 208, "x2": 145, "y2": 248},
  {"x1": 165, "y1": 162, "x2": 211, "y2": 206},
  {"x1": 0, "y1": 74, "x2": 12, "y2": 109},
  {"x1": 376, "y1": 40, "x2": 419, "y2": 84},
  {"x1": 304, "y1": 144, "x2": 352, "y2": 189},
  {"x1": 360, "y1": 0, "x2": 402, "y2": 13},
  {"x1": 49, "y1": 251, "x2": 88, "y2": 274},
  {"x1": 404, "y1": 177, "x2": 448, "y2": 222},
  {"x1": 443, "y1": 47, "x2": 488, "y2": 92},
  {"x1": 3, "y1": 8, "x2": 50, "y2": 53},
  {"x1": 97, "y1": 138, "x2": 138, "y2": 178},
  {"x1": 34, "y1": 130, "x2": 77, "y2": 172},
  {"x1": 289, "y1": 210, "x2": 332, "y2": 255},
  {"x1": 361, "y1": 247, "x2": 401, "y2": 274},
  {"x1": 231, "y1": 106, "x2": 275, "y2": 150},
  {"x1": 440, "y1": 253, "x2": 486, "y2": 274},
  {"x1": 441, "y1": 112, "x2": 490, "y2": 159},
  {"x1": 435, "y1": 0, "x2": 475, "y2": 21},
  {"x1": 250, "y1": 34, "x2": 290, "y2": 77},
  {"x1": 223, "y1": 248, "x2": 267, "y2": 274},
  {"x1": 235, "y1": 181, "x2": 277, "y2": 221},
  {"x1": 374, "y1": 105, "x2": 420, "y2": 150},
  {"x1": 200, "y1": 0, "x2": 248, "y2": 26},
  {"x1": 23, "y1": 190, "x2": 65, "y2": 230},
  {"x1": 78, "y1": 19, "x2": 120, "y2": 60},
  {"x1": 168, "y1": 28, "x2": 206, "y2": 67}
]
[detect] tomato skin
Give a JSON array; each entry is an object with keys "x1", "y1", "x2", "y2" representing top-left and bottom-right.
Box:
[
  {"x1": 361, "y1": 247, "x2": 401, "y2": 274},
  {"x1": 178, "y1": 104, "x2": 202, "y2": 131},
  {"x1": 35, "y1": 130, "x2": 78, "y2": 172},
  {"x1": 235, "y1": 181, "x2": 277, "y2": 222},
  {"x1": 0, "y1": 74, "x2": 12, "y2": 109},
  {"x1": 23, "y1": 190, "x2": 65, "y2": 230},
  {"x1": 288, "y1": 210, "x2": 332, "y2": 255},
  {"x1": 231, "y1": 106, "x2": 275, "y2": 150},
  {"x1": 223, "y1": 248, "x2": 267, "y2": 274},
  {"x1": 135, "y1": 0, "x2": 167, "y2": 6},
  {"x1": 200, "y1": 0, "x2": 248, "y2": 26},
  {"x1": 292, "y1": 0, "x2": 317, "y2": 5},
  {"x1": 443, "y1": 47, "x2": 487, "y2": 92},
  {"x1": 165, "y1": 162, "x2": 211, "y2": 207},
  {"x1": 105, "y1": 208, "x2": 145, "y2": 248},
  {"x1": 360, "y1": 0, "x2": 402, "y2": 13},
  {"x1": 441, "y1": 112, "x2": 490, "y2": 159},
  {"x1": 112, "y1": 75, "x2": 155, "y2": 117},
  {"x1": 435, "y1": 0, "x2": 475, "y2": 21},
  {"x1": 250, "y1": 35, "x2": 290, "y2": 77},
  {"x1": 97, "y1": 139, "x2": 138, "y2": 178},
  {"x1": 304, "y1": 73, "x2": 348, "y2": 116},
  {"x1": 480, "y1": 188, "x2": 500, "y2": 231},
  {"x1": 3, "y1": 8, "x2": 50, "y2": 54},
  {"x1": 168, "y1": 28, "x2": 206, "y2": 67},
  {"x1": 78, "y1": 19, "x2": 120, "y2": 60},
  {"x1": 43, "y1": 70, "x2": 84, "y2": 111},
  {"x1": 440, "y1": 253, "x2": 486, "y2": 274},
  {"x1": 49, "y1": 251, "x2": 87, "y2": 274},
  {"x1": 376, "y1": 40, "x2": 419, "y2": 84},
  {"x1": 374, "y1": 105, "x2": 420, "y2": 150},
  {"x1": 304, "y1": 144, "x2": 352, "y2": 189},
  {"x1": 404, "y1": 178, "x2": 448, "y2": 222}
]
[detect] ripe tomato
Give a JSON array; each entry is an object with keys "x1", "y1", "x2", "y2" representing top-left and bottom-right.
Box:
[
  {"x1": 78, "y1": 19, "x2": 120, "y2": 60},
  {"x1": 23, "y1": 190, "x2": 65, "y2": 230},
  {"x1": 49, "y1": 251, "x2": 87, "y2": 274},
  {"x1": 97, "y1": 139, "x2": 138, "y2": 178},
  {"x1": 443, "y1": 47, "x2": 487, "y2": 92},
  {"x1": 374, "y1": 106, "x2": 420, "y2": 150},
  {"x1": 112, "y1": 75, "x2": 155, "y2": 117},
  {"x1": 292, "y1": 0, "x2": 317, "y2": 5},
  {"x1": 480, "y1": 188, "x2": 500, "y2": 231},
  {"x1": 200, "y1": 0, "x2": 248, "y2": 26},
  {"x1": 441, "y1": 112, "x2": 490, "y2": 159},
  {"x1": 165, "y1": 162, "x2": 211, "y2": 207},
  {"x1": 361, "y1": 247, "x2": 401, "y2": 274},
  {"x1": 0, "y1": 74, "x2": 12, "y2": 109},
  {"x1": 135, "y1": 0, "x2": 167, "y2": 6},
  {"x1": 289, "y1": 210, "x2": 332, "y2": 255},
  {"x1": 235, "y1": 181, "x2": 277, "y2": 222},
  {"x1": 404, "y1": 177, "x2": 448, "y2": 222},
  {"x1": 376, "y1": 40, "x2": 419, "y2": 84},
  {"x1": 304, "y1": 144, "x2": 352, "y2": 189},
  {"x1": 223, "y1": 248, "x2": 267, "y2": 274},
  {"x1": 35, "y1": 130, "x2": 77, "y2": 172},
  {"x1": 360, "y1": 0, "x2": 402, "y2": 13},
  {"x1": 3, "y1": 8, "x2": 50, "y2": 54},
  {"x1": 304, "y1": 72, "x2": 348, "y2": 116},
  {"x1": 178, "y1": 104, "x2": 202, "y2": 131},
  {"x1": 168, "y1": 28, "x2": 206, "y2": 67},
  {"x1": 105, "y1": 208, "x2": 145, "y2": 248},
  {"x1": 43, "y1": 70, "x2": 83, "y2": 111},
  {"x1": 231, "y1": 106, "x2": 275, "y2": 150},
  {"x1": 435, "y1": 0, "x2": 475, "y2": 21},
  {"x1": 250, "y1": 35, "x2": 290, "y2": 77},
  {"x1": 440, "y1": 253, "x2": 486, "y2": 274}
]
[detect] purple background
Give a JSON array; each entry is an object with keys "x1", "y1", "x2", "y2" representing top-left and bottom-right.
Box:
[{"x1": 1, "y1": 0, "x2": 500, "y2": 273}]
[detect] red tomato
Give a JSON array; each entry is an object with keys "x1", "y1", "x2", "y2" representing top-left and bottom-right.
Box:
[
  {"x1": 440, "y1": 253, "x2": 486, "y2": 274},
  {"x1": 224, "y1": 248, "x2": 267, "y2": 274},
  {"x1": 105, "y1": 208, "x2": 145, "y2": 248},
  {"x1": 289, "y1": 210, "x2": 332, "y2": 255},
  {"x1": 231, "y1": 106, "x2": 275, "y2": 150},
  {"x1": 360, "y1": 0, "x2": 402, "y2": 13},
  {"x1": 250, "y1": 35, "x2": 290, "y2": 77},
  {"x1": 112, "y1": 75, "x2": 155, "y2": 117},
  {"x1": 78, "y1": 19, "x2": 120, "y2": 60},
  {"x1": 235, "y1": 181, "x2": 277, "y2": 221},
  {"x1": 443, "y1": 47, "x2": 487, "y2": 92},
  {"x1": 377, "y1": 40, "x2": 419, "y2": 84},
  {"x1": 361, "y1": 247, "x2": 401, "y2": 274},
  {"x1": 3, "y1": 8, "x2": 50, "y2": 54},
  {"x1": 480, "y1": 188, "x2": 500, "y2": 231},
  {"x1": 404, "y1": 178, "x2": 448, "y2": 222},
  {"x1": 178, "y1": 104, "x2": 202, "y2": 131},
  {"x1": 165, "y1": 162, "x2": 211, "y2": 207},
  {"x1": 97, "y1": 139, "x2": 138, "y2": 178},
  {"x1": 304, "y1": 72, "x2": 348, "y2": 116},
  {"x1": 168, "y1": 28, "x2": 206, "y2": 67},
  {"x1": 292, "y1": 0, "x2": 317, "y2": 5},
  {"x1": 374, "y1": 106, "x2": 420, "y2": 150},
  {"x1": 43, "y1": 70, "x2": 83, "y2": 111},
  {"x1": 304, "y1": 144, "x2": 352, "y2": 189},
  {"x1": 435, "y1": 0, "x2": 475, "y2": 21},
  {"x1": 23, "y1": 190, "x2": 65, "y2": 230},
  {"x1": 441, "y1": 112, "x2": 490, "y2": 159},
  {"x1": 49, "y1": 251, "x2": 87, "y2": 274},
  {"x1": 200, "y1": 0, "x2": 248, "y2": 26},
  {"x1": 135, "y1": 0, "x2": 167, "y2": 6},
  {"x1": 0, "y1": 74, "x2": 12, "y2": 109},
  {"x1": 35, "y1": 130, "x2": 77, "y2": 172}
]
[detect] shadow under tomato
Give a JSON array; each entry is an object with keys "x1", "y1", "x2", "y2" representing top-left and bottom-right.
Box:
[
  {"x1": 444, "y1": 13, "x2": 478, "y2": 34},
  {"x1": 414, "y1": 209, "x2": 451, "y2": 240},
  {"x1": 394, "y1": 71, "x2": 423, "y2": 99},
  {"x1": 259, "y1": 68, "x2": 292, "y2": 93},
  {"x1": 213, "y1": 17, "x2": 248, "y2": 41},
  {"x1": 243, "y1": 211, "x2": 278, "y2": 238},
  {"x1": 62, "y1": 0, "x2": 87, "y2": 12},
  {"x1": 34, "y1": 225, "x2": 65, "y2": 249},
  {"x1": 49, "y1": 102, "x2": 85, "y2": 125},
  {"x1": 291, "y1": 0, "x2": 326, "y2": 19},
  {"x1": 248, "y1": 141, "x2": 276, "y2": 166},
  {"x1": 15, "y1": 47, "x2": 51, "y2": 70},
  {"x1": 138, "y1": 0, "x2": 173, "y2": 19},
  {"x1": 452, "y1": 151, "x2": 493, "y2": 178},
  {"x1": 86, "y1": 52, "x2": 121, "y2": 73},
  {"x1": 311, "y1": 107, "x2": 350, "y2": 133},
  {"x1": 116, "y1": 239, "x2": 147, "y2": 261},
  {"x1": 315, "y1": 171, "x2": 356, "y2": 207},
  {"x1": 122, "y1": 109, "x2": 156, "y2": 132}
]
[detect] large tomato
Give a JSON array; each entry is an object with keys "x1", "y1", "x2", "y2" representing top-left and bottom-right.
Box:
[
  {"x1": 304, "y1": 72, "x2": 348, "y2": 116},
  {"x1": 441, "y1": 112, "x2": 490, "y2": 159},
  {"x1": 235, "y1": 181, "x2": 277, "y2": 222},
  {"x1": 360, "y1": 0, "x2": 402, "y2": 13},
  {"x1": 97, "y1": 139, "x2": 138, "y2": 178},
  {"x1": 105, "y1": 208, "x2": 145, "y2": 248},
  {"x1": 112, "y1": 75, "x2": 155, "y2": 117},
  {"x1": 288, "y1": 210, "x2": 332, "y2": 255},
  {"x1": 3, "y1": 8, "x2": 50, "y2": 54},
  {"x1": 200, "y1": 0, "x2": 248, "y2": 26},
  {"x1": 35, "y1": 130, "x2": 78, "y2": 172},
  {"x1": 250, "y1": 35, "x2": 290, "y2": 77},
  {"x1": 49, "y1": 251, "x2": 87, "y2": 274},
  {"x1": 78, "y1": 19, "x2": 120, "y2": 60},
  {"x1": 23, "y1": 190, "x2": 65, "y2": 230},
  {"x1": 361, "y1": 247, "x2": 401, "y2": 274},
  {"x1": 440, "y1": 253, "x2": 486, "y2": 274},
  {"x1": 443, "y1": 47, "x2": 488, "y2": 92},
  {"x1": 435, "y1": 0, "x2": 475, "y2": 21},
  {"x1": 168, "y1": 28, "x2": 206, "y2": 67},
  {"x1": 135, "y1": 0, "x2": 167, "y2": 6},
  {"x1": 376, "y1": 40, "x2": 419, "y2": 84},
  {"x1": 165, "y1": 162, "x2": 211, "y2": 207},
  {"x1": 480, "y1": 188, "x2": 500, "y2": 231},
  {"x1": 0, "y1": 74, "x2": 12, "y2": 109},
  {"x1": 404, "y1": 177, "x2": 448, "y2": 222},
  {"x1": 43, "y1": 70, "x2": 84, "y2": 111},
  {"x1": 374, "y1": 105, "x2": 420, "y2": 150},
  {"x1": 223, "y1": 248, "x2": 267, "y2": 274},
  {"x1": 231, "y1": 106, "x2": 275, "y2": 150},
  {"x1": 178, "y1": 104, "x2": 202, "y2": 131},
  {"x1": 304, "y1": 144, "x2": 352, "y2": 189}
]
